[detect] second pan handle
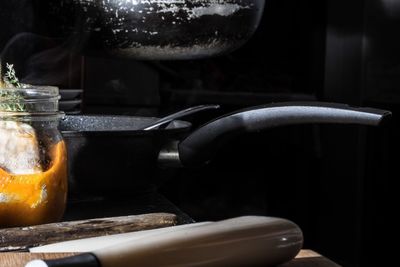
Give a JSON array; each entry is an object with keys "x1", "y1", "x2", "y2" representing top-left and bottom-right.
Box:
[{"x1": 176, "y1": 102, "x2": 391, "y2": 167}]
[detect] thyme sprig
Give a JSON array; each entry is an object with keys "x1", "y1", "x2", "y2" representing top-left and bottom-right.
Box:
[
  {"x1": 0, "y1": 63, "x2": 26, "y2": 112},
  {"x1": 4, "y1": 63, "x2": 21, "y2": 88}
]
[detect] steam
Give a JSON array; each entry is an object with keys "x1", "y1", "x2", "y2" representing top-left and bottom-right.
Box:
[{"x1": 1, "y1": 32, "x2": 87, "y2": 87}]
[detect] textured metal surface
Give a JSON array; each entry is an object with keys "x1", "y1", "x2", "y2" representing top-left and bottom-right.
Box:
[
  {"x1": 59, "y1": 115, "x2": 191, "y2": 133},
  {"x1": 41, "y1": 0, "x2": 265, "y2": 59}
]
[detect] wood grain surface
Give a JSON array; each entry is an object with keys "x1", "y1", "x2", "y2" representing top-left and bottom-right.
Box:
[
  {"x1": 0, "y1": 213, "x2": 177, "y2": 252},
  {"x1": 279, "y1": 250, "x2": 342, "y2": 267},
  {"x1": 0, "y1": 250, "x2": 341, "y2": 267}
]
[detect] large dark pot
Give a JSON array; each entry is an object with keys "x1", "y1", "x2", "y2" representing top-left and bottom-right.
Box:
[
  {"x1": 59, "y1": 102, "x2": 391, "y2": 196},
  {"x1": 35, "y1": 0, "x2": 266, "y2": 59},
  {"x1": 61, "y1": 117, "x2": 191, "y2": 195}
]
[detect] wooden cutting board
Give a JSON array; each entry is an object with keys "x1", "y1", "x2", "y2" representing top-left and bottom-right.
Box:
[
  {"x1": 0, "y1": 213, "x2": 177, "y2": 252},
  {"x1": 0, "y1": 250, "x2": 341, "y2": 267}
]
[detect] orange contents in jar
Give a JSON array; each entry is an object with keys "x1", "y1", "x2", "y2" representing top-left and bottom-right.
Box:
[{"x1": 0, "y1": 141, "x2": 67, "y2": 227}]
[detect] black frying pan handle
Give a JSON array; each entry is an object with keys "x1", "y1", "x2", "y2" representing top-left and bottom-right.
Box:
[{"x1": 177, "y1": 102, "x2": 391, "y2": 167}]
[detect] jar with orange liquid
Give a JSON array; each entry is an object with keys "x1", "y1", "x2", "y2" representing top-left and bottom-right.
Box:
[{"x1": 0, "y1": 86, "x2": 67, "y2": 227}]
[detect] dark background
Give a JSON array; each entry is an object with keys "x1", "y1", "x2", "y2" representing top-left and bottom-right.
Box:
[{"x1": 1, "y1": 1, "x2": 399, "y2": 267}]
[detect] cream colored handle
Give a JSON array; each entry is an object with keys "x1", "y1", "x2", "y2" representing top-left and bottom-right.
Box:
[
  {"x1": 30, "y1": 222, "x2": 211, "y2": 253},
  {"x1": 95, "y1": 216, "x2": 303, "y2": 267}
]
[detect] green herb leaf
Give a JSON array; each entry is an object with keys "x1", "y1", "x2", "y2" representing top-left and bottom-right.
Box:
[
  {"x1": 4, "y1": 63, "x2": 21, "y2": 88},
  {"x1": 0, "y1": 63, "x2": 26, "y2": 112}
]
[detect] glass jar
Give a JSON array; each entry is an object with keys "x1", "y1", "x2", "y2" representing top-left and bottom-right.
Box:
[{"x1": 0, "y1": 86, "x2": 67, "y2": 227}]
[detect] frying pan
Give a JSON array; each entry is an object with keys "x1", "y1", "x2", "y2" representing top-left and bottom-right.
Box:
[
  {"x1": 35, "y1": 0, "x2": 266, "y2": 60},
  {"x1": 59, "y1": 102, "x2": 391, "y2": 195}
]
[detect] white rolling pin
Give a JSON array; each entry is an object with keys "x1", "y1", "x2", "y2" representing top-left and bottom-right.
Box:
[
  {"x1": 26, "y1": 216, "x2": 303, "y2": 267},
  {"x1": 30, "y1": 222, "x2": 212, "y2": 253}
]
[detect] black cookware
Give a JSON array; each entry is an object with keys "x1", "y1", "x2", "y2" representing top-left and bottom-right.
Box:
[
  {"x1": 59, "y1": 102, "x2": 391, "y2": 195},
  {"x1": 35, "y1": 0, "x2": 266, "y2": 59}
]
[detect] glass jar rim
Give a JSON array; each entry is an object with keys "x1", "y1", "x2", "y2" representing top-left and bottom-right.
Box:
[
  {"x1": 0, "y1": 86, "x2": 59, "y2": 95},
  {"x1": 0, "y1": 95, "x2": 60, "y2": 104},
  {"x1": 0, "y1": 85, "x2": 62, "y2": 120},
  {"x1": 0, "y1": 111, "x2": 65, "y2": 121}
]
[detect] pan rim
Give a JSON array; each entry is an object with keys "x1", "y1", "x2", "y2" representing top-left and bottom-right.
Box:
[{"x1": 59, "y1": 114, "x2": 192, "y2": 136}]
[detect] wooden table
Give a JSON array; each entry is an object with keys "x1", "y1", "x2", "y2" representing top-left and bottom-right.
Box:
[
  {"x1": 279, "y1": 250, "x2": 341, "y2": 267},
  {"x1": 0, "y1": 250, "x2": 341, "y2": 267}
]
